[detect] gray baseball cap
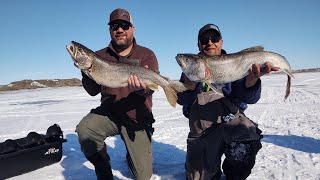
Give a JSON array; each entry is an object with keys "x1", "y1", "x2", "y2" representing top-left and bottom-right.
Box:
[{"x1": 198, "y1": 23, "x2": 222, "y2": 40}]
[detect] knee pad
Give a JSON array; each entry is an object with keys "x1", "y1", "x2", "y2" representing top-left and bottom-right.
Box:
[{"x1": 224, "y1": 141, "x2": 255, "y2": 163}]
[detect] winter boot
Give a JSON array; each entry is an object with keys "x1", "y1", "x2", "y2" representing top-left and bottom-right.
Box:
[{"x1": 88, "y1": 144, "x2": 113, "y2": 180}]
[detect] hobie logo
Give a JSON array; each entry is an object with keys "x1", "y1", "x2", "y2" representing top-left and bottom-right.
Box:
[
  {"x1": 120, "y1": 12, "x2": 129, "y2": 18},
  {"x1": 45, "y1": 147, "x2": 60, "y2": 155}
]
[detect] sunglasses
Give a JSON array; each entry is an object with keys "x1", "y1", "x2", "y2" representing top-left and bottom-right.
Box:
[
  {"x1": 110, "y1": 22, "x2": 132, "y2": 31},
  {"x1": 199, "y1": 36, "x2": 222, "y2": 45}
]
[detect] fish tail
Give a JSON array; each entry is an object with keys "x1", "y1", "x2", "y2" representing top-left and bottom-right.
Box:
[
  {"x1": 282, "y1": 69, "x2": 294, "y2": 78},
  {"x1": 163, "y1": 86, "x2": 178, "y2": 107},
  {"x1": 284, "y1": 74, "x2": 291, "y2": 101},
  {"x1": 279, "y1": 68, "x2": 293, "y2": 101},
  {"x1": 168, "y1": 80, "x2": 195, "y2": 92}
]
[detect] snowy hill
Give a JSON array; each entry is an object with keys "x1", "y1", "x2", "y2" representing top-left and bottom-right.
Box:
[{"x1": 0, "y1": 78, "x2": 81, "y2": 92}]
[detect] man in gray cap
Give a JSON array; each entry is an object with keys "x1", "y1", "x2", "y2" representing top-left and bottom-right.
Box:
[
  {"x1": 76, "y1": 8, "x2": 159, "y2": 180},
  {"x1": 177, "y1": 23, "x2": 278, "y2": 179}
]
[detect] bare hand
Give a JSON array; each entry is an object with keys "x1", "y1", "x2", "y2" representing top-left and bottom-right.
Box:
[
  {"x1": 128, "y1": 65, "x2": 148, "y2": 92},
  {"x1": 128, "y1": 75, "x2": 147, "y2": 92},
  {"x1": 245, "y1": 62, "x2": 279, "y2": 88}
]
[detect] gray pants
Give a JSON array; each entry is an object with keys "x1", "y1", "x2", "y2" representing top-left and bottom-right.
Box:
[{"x1": 76, "y1": 113, "x2": 152, "y2": 180}]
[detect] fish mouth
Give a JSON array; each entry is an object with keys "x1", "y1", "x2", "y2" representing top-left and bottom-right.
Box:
[
  {"x1": 175, "y1": 54, "x2": 182, "y2": 67},
  {"x1": 66, "y1": 42, "x2": 80, "y2": 68},
  {"x1": 66, "y1": 42, "x2": 78, "y2": 60}
]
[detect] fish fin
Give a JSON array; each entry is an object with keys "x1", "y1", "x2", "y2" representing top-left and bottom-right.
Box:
[
  {"x1": 121, "y1": 59, "x2": 140, "y2": 66},
  {"x1": 203, "y1": 56, "x2": 220, "y2": 63},
  {"x1": 168, "y1": 80, "x2": 195, "y2": 92},
  {"x1": 240, "y1": 46, "x2": 264, "y2": 52},
  {"x1": 163, "y1": 87, "x2": 178, "y2": 107},
  {"x1": 81, "y1": 70, "x2": 96, "y2": 82},
  {"x1": 146, "y1": 83, "x2": 159, "y2": 91},
  {"x1": 205, "y1": 81, "x2": 223, "y2": 96}
]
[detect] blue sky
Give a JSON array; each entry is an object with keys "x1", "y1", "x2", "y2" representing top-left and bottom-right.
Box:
[{"x1": 0, "y1": 0, "x2": 319, "y2": 85}]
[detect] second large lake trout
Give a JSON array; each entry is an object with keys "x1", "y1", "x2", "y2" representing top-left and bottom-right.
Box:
[{"x1": 176, "y1": 46, "x2": 293, "y2": 100}]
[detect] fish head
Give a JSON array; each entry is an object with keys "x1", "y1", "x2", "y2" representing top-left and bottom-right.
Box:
[
  {"x1": 66, "y1": 41, "x2": 94, "y2": 70},
  {"x1": 175, "y1": 54, "x2": 210, "y2": 82}
]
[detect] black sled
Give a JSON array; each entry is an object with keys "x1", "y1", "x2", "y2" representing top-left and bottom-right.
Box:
[{"x1": 0, "y1": 124, "x2": 67, "y2": 179}]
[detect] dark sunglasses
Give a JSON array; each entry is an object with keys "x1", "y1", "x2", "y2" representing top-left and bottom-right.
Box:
[
  {"x1": 110, "y1": 22, "x2": 132, "y2": 31},
  {"x1": 199, "y1": 36, "x2": 221, "y2": 45}
]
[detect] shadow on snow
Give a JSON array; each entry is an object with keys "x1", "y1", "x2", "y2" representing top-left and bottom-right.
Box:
[
  {"x1": 60, "y1": 133, "x2": 186, "y2": 180},
  {"x1": 262, "y1": 134, "x2": 320, "y2": 153}
]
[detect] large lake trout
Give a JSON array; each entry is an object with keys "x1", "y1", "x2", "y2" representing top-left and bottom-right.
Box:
[
  {"x1": 176, "y1": 46, "x2": 293, "y2": 100},
  {"x1": 66, "y1": 41, "x2": 191, "y2": 107}
]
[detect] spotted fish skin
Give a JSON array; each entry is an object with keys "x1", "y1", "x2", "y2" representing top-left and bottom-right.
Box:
[
  {"x1": 66, "y1": 41, "x2": 192, "y2": 107},
  {"x1": 176, "y1": 46, "x2": 293, "y2": 100}
]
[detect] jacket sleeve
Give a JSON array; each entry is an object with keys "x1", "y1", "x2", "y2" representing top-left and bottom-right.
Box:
[
  {"x1": 81, "y1": 71, "x2": 101, "y2": 96},
  {"x1": 177, "y1": 73, "x2": 198, "y2": 106},
  {"x1": 142, "y1": 51, "x2": 159, "y2": 74},
  {"x1": 135, "y1": 50, "x2": 159, "y2": 96},
  {"x1": 227, "y1": 77, "x2": 262, "y2": 104}
]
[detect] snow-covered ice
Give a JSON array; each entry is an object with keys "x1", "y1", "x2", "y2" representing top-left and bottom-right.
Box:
[{"x1": 0, "y1": 72, "x2": 319, "y2": 180}]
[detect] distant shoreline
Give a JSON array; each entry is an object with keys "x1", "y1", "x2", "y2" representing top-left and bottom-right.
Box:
[
  {"x1": 0, "y1": 78, "x2": 82, "y2": 92},
  {"x1": 291, "y1": 68, "x2": 320, "y2": 74},
  {"x1": 0, "y1": 68, "x2": 319, "y2": 92}
]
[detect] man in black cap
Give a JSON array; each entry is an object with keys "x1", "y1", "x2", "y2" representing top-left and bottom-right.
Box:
[
  {"x1": 177, "y1": 24, "x2": 278, "y2": 179},
  {"x1": 76, "y1": 8, "x2": 159, "y2": 180}
]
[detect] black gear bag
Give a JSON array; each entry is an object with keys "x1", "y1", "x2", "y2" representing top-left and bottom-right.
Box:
[{"x1": 0, "y1": 124, "x2": 67, "y2": 179}]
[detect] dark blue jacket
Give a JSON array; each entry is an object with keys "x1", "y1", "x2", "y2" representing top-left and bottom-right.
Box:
[{"x1": 177, "y1": 73, "x2": 261, "y2": 118}]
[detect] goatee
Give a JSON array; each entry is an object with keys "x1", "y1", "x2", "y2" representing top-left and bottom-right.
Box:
[{"x1": 112, "y1": 40, "x2": 132, "y2": 52}]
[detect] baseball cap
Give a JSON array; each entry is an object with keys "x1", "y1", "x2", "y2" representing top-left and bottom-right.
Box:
[
  {"x1": 108, "y1": 8, "x2": 133, "y2": 25},
  {"x1": 198, "y1": 24, "x2": 222, "y2": 40}
]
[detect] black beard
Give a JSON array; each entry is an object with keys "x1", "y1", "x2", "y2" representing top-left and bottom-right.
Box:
[{"x1": 112, "y1": 40, "x2": 132, "y2": 52}]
